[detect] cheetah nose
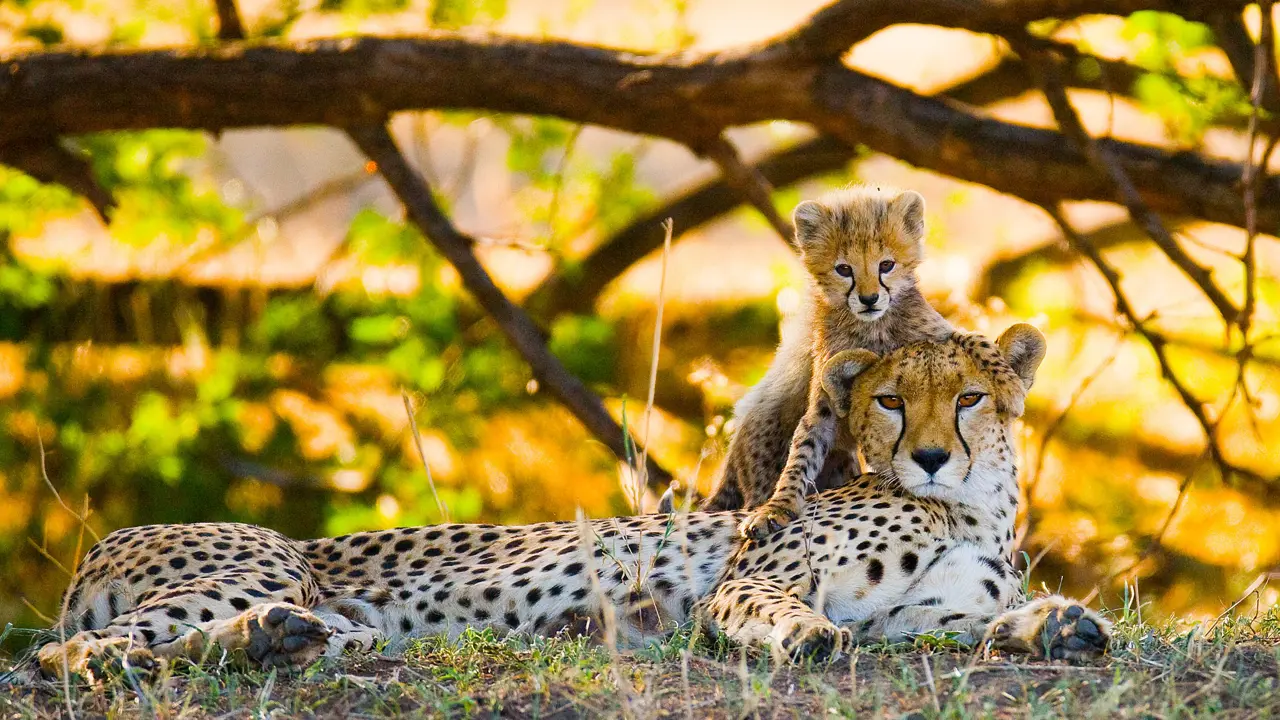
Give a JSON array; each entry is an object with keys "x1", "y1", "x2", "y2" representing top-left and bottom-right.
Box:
[
  {"x1": 858, "y1": 293, "x2": 879, "y2": 308},
  {"x1": 911, "y1": 447, "x2": 950, "y2": 475}
]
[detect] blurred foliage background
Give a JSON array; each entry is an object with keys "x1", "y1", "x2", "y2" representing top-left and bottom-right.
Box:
[{"x1": 1, "y1": 0, "x2": 1279, "y2": 635}]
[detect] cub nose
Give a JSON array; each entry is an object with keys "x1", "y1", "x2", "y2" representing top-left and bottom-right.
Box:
[
  {"x1": 911, "y1": 447, "x2": 950, "y2": 475},
  {"x1": 858, "y1": 293, "x2": 880, "y2": 308}
]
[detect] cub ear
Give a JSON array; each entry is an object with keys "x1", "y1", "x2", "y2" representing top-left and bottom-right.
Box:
[
  {"x1": 996, "y1": 323, "x2": 1047, "y2": 391},
  {"x1": 793, "y1": 200, "x2": 829, "y2": 251},
  {"x1": 889, "y1": 190, "x2": 926, "y2": 241},
  {"x1": 821, "y1": 349, "x2": 880, "y2": 417}
]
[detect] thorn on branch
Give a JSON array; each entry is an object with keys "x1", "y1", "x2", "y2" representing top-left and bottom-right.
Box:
[{"x1": 345, "y1": 122, "x2": 674, "y2": 492}]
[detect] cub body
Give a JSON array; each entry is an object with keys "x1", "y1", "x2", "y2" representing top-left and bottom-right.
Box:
[{"x1": 701, "y1": 187, "x2": 953, "y2": 537}]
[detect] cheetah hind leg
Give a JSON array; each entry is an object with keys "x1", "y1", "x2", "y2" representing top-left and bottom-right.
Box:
[
  {"x1": 986, "y1": 595, "x2": 1111, "y2": 661},
  {"x1": 36, "y1": 633, "x2": 159, "y2": 684},
  {"x1": 164, "y1": 602, "x2": 334, "y2": 669}
]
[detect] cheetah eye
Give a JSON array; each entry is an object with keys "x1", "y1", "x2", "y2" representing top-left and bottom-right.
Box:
[
  {"x1": 878, "y1": 260, "x2": 895, "y2": 274},
  {"x1": 834, "y1": 263, "x2": 853, "y2": 278},
  {"x1": 957, "y1": 392, "x2": 985, "y2": 408},
  {"x1": 876, "y1": 395, "x2": 903, "y2": 410}
]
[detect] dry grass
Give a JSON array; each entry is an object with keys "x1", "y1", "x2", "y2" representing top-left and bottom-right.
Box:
[{"x1": 3, "y1": 609, "x2": 1279, "y2": 719}]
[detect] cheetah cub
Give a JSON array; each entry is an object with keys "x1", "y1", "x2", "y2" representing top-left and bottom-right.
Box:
[{"x1": 701, "y1": 186, "x2": 952, "y2": 539}]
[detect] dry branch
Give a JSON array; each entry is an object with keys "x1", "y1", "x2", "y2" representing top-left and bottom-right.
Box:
[
  {"x1": 525, "y1": 45, "x2": 1165, "y2": 318},
  {"x1": 0, "y1": 139, "x2": 113, "y2": 221},
  {"x1": 214, "y1": 0, "x2": 247, "y2": 41},
  {"x1": 1015, "y1": 37, "x2": 1239, "y2": 324},
  {"x1": 757, "y1": 0, "x2": 1241, "y2": 62},
  {"x1": 346, "y1": 123, "x2": 673, "y2": 490},
  {"x1": 698, "y1": 135, "x2": 795, "y2": 245},
  {"x1": 1043, "y1": 204, "x2": 1265, "y2": 489},
  {"x1": 1, "y1": 26, "x2": 1275, "y2": 232}
]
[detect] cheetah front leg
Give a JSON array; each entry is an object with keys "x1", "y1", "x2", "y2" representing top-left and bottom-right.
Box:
[
  {"x1": 695, "y1": 577, "x2": 849, "y2": 664},
  {"x1": 845, "y1": 602, "x2": 995, "y2": 646},
  {"x1": 986, "y1": 596, "x2": 1111, "y2": 661}
]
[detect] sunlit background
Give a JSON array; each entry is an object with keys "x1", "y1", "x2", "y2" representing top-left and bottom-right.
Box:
[{"x1": 1, "y1": 0, "x2": 1278, "y2": 636}]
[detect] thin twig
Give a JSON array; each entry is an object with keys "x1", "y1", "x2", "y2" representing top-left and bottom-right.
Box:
[
  {"x1": 1040, "y1": 183, "x2": 1256, "y2": 488},
  {"x1": 637, "y1": 219, "x2": 673, "y2": 510},
  {"x1": 214, "y1": 0, "x2": 246, "y2": 40},
  {"x1": 346, "y1": 122, "x2": 673, "y2": 489},
  {"x1": 247, "y1": 167, "x2": 378, "y2": 225},
  {"x1": 1016, "y1": 37, "x2": 1240, "y2": 326},
  {"x1": 1240, "y1": 0, "x2": 1274, "y2": 340},
  {"x1": 402, "y1": 390, "x2": 449, "y2": 522},
  {"x1": 699, "y1": 135, "x2": 795, "y2": 247},
  {"x1": 1017, "y1": 335, "x2": 1122, "y2": 549},
  {"x1": 1044, "y1": 205, "x2": 1260, "y2": 597}
]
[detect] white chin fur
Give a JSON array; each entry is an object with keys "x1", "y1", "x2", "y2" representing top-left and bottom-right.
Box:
[
  {"x1": 848, "y1": 304, "x2": 887, "y2": 322},
  {"x1": 894, "y1": 464, "x2": 964, "y2": 497}
]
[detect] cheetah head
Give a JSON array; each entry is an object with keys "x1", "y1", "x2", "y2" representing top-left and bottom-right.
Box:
[
  {"x1": 793, "y1": 186, "x2": 926, "y2": 322},
  {"x1": 820, "y1": 324, "x2": 1046, "y2": 501}
]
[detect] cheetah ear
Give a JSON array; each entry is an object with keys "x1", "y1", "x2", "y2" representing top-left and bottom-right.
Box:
[
  {"x1": 996, "y1": 323, "x2": 1047, "y2": 391},
  {"x1": 889, "y1": 190, "x2": 926, "y2": 242},
  {"x1": 821, "y1": 349, "x2": 880, "y2": 417},
  {"x1": 793, "y1": 200, "x2": 829, "y2": 251}
]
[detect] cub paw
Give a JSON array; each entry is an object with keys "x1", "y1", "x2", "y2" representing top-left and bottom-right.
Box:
[
  {"x1": 988, "y1": 596, "x2": 1110, "y2": 662},
  {"x1": 740, "y1": 496, "x2": 802, "y2": 540},
  {"x1": 774, "y1": 622, "x2": 847, "y2": 664},
  {"x1": 243, "y1": 604, "x2": 333, "y2": 669}
]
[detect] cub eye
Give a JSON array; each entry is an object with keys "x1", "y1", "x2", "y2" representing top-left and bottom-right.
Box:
[
  {"x1": 876, "y1": 395, "x2": 903, "y2": 410},
  {"x1": 835, "y1": 263, "x2": 853, "y2": 278},
  {"x1": 878, "y1": 260, "x2": 895, "y2": 274},
  {"x1": 957, "y1": 392, "x2": 985, "y2": 408}
]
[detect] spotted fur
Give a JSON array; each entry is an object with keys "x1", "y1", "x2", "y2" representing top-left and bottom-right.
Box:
[
  {"x1": 34, "y1": 329, "x2": 1107, "y2": 680},
  {"x1": 702, "y1": 186, "x2": 953, "y2": 539}
]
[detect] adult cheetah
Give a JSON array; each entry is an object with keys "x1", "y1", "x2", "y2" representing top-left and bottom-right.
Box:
[{"x1": 32, "y1": 325, "x2": 1108, "y2": 681}]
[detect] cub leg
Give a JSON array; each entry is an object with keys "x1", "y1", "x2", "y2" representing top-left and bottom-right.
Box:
[
  {"x1": 695, "y1": 577, "x2": 848, "y2": 664},
  {"x1": 739, "y1": 390, "x2": 836, "y2": 540}
]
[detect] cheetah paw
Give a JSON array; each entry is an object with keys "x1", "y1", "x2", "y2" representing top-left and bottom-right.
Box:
[
  {"x1": 242, "y1": 604, "x2": 333, "y2": 670},
  {"x1": 988, "y1": 596, "x2": 1110, "y2": 662},
  {"x1": 772, "y1": 623, "x2": 849, "y2": 664},
  {"x1": 37, "y1": 636, "x2": 158, "y2": 684},
  {"x1": 740, "y1": 495, "x2": 802, "y2": 540}
]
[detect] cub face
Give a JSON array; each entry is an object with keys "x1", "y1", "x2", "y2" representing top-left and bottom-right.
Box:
[
  {"x1": 821, "y1": 324, "x2": 1047, "y2": 503},
  {"x1": 793, "y1": 186, "x2": 927, "y2": 322}
]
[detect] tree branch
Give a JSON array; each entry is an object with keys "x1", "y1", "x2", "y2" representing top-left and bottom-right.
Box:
[
  {"x1": 525, "y1": 136, "x2": 855, "y2": 318},
  {"x1": 1212, "y1": 9, "x2": 1280, "y2": 119},
  {"x1": 213, "y1": 0, "x2": 247, "y2": 41},
  {"x1": 1016, "y1": 37, "x2": 1240, "y2": 325},
  {"x1": 346, "y1": 123, "x2": 673, "y2": 491},
  {"x1": 0, "y1": 138, "x2": 114, "y2": 221},
  {"x1": 2, "y1": 33, "x2": 1276, "y2": 232},
  {"x1": 697, "y1": 134, "x2": 795, "y2": 246},
  {"x1": 755, "y1": 0, "x2": 1243, "y2": 64},
  {"x1": 524, "y1": 46, "x2": 1182, "y2": 318},
  {"x1": 1042, "y1": 204, "x2": 1265, "y2": 487}
]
